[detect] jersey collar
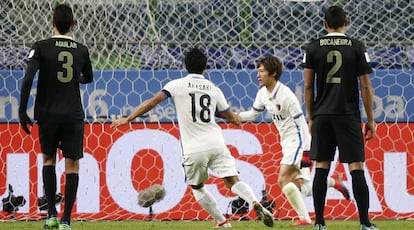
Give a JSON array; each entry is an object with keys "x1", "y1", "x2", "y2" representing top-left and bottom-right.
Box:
[
  {"x1": 270, "y1": 81, "x2": 281, "y2": 99},
  {"x1": 52, "y1": 35, "x2": 74, "y2": 40},
  {"x1": 326, "y1": 32, "x2": 346, "y2": 37},
  {"x1": 188, "y1": 73, "x2": 205, "y2": 79}
]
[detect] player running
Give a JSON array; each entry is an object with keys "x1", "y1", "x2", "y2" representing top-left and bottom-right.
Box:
[
  {"x1": 111, "y1": 48, "x2": 274, "y2": 228},
  {"x1": 237, "y1": 56, "x2": 314, "y2": 226}
]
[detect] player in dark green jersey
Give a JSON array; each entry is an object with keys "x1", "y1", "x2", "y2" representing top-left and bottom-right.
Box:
[
  {"x1": 303, "y1": 6, "x2": 378, "y2": 230},
  {"x1": 19, "y1": 4, "x2": 93, "y2": 230}
]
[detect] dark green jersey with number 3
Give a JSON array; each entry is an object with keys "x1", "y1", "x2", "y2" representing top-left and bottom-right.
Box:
[
  {"x1": 20, "y1": 35, "x2": 93, "y2": 122},
  {"x1": 304, "y1": 33, "x2": 372, "y2": 120}
]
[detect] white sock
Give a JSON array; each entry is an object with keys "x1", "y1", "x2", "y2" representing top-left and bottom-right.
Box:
[
  {"x1": 282, "y1": 182, "x2": 311, "y2": 222},
  {"x1": 230, "y1": 181, "x2": 258, "y2": 205},
  {"x1": 300, "y1": 181, "x2": 313, "y2": 197},
  {"x1": 300, "y1": 178, "x2": 335, "y2": 197},
  {"x1": 192, "y1": 187, "x2": 226, "y2": 223},
  {"x1": 327, "y1": 177, "x2": 335, "y2": 188}
]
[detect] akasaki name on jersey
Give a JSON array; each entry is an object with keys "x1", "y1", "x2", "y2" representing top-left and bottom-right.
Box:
[{"x1": 188, "y1": 82, "x2": 212, "y2": 91}]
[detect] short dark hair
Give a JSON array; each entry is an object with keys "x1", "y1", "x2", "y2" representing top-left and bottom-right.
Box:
[
  {"x1": 184, "y1": 48, "x2": 207, "y2": 74},
  {"x1": 53, "y1": 4, "x2": 74, "y2": 34},
  {"x1": 257, "y1": 56, "x2": 283, "y2": 81},
  {"x1": 324, "y1": 6, "x2": 347, "y2": 29}
]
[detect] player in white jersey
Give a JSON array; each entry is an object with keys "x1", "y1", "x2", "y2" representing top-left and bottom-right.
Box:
[
  {"x1": 238, "y1": 56, "x2": 312, "y2": 226},
  {"x1": 163, "y1": 73, "x2": 230, "y2": 155},
  {"x1": 238, "y1": 56, "x2": 313, "y2": 226},
  {"x1": 111, "y1": 48, "x2": 274, "y2": 228},
  {"x1": 238, "y1": 56, "x2": 350, "y2": 226}
]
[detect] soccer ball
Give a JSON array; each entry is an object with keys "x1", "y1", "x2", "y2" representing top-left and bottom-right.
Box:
[{"x1": 137, "y1": 184, "x2": 166, "y2": 207}]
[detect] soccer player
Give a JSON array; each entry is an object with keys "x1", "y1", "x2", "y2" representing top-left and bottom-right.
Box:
[
  {"x1": 110, "y1": 48, "x2": 274, "y2": 228},
  {"x1": 237, "y1": 56, "x2": 313, "y2": 226},
  {"x1": 19, "y1": 4, "x2": 93, "y2": 230},
  {"x1": 303, "y1": 5, "x2": 378, "y2": 230}
]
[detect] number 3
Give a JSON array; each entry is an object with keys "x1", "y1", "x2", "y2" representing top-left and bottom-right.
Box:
[{"x1": 57, "y1": 51, "x2": 74, "y2": 83}]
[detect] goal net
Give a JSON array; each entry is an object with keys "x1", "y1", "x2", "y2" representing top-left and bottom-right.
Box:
[{"x1": 1, "y1": 0, "x2": 413, "y2": 223}]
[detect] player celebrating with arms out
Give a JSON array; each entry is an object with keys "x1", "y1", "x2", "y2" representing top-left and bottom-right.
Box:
[
  {"x1": 111, "y1": 48, "x2": 274, "y2": 228},
  {"x1": 19, "y1": 4, "x2": 93, "y2": 230}
]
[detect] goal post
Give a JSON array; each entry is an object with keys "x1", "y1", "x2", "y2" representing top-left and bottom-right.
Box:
[{"x1": 0, "y1": 0, "x2": 413, "y2": 222}]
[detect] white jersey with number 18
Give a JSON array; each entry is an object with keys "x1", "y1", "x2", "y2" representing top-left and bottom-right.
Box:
[{"x1": 162, "y1": 74, "x2": 230, "y2": 155}]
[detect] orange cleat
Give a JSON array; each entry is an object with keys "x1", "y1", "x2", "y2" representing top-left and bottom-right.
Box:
[
  {"x1": 214, "y1": 219, "x2": 232, "y2": 228},
  {"x1": 291, "y1": 219, "x2": 312, "y2": 226}
]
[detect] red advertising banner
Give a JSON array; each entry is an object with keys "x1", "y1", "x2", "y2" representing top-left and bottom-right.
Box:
[{"x1": 1, "y1": 123, "x2": 413, "y2": 221}]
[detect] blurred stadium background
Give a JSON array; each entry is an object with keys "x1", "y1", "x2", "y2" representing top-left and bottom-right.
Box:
[{"x1": 1, "y1": 0, "x2": 413, "y2": 70}]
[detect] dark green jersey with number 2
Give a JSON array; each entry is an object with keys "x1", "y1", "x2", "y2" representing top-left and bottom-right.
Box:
[
  {"x1": 304, "y1": 33, "x2": 372, "y2": 120},
  {"x1": 20, "y1": 35, "x2": 93, "y2": 122}
]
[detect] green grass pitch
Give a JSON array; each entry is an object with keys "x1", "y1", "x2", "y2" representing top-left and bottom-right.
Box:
[{"x1": 1, "y1": 219, "x2": 414, "y2": 229}]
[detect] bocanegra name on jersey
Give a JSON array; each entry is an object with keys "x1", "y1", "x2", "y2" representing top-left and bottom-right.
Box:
[{"x1": 319, "y1": 38, "x2": 352, "y2": 46}]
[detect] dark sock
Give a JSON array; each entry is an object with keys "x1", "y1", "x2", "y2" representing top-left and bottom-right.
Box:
[
  {"x1": 351, "y1": 170, "x2": 371, "y2": 226},
  {"x1": 43, "y1": 165, "x2": 57, "y2": 217},
  {"x1": 61, "y1": 173, "x2": 79, "y2": 225},
  {"x1": 312, "y1": 168, "x2": 329, "y2": 226}
]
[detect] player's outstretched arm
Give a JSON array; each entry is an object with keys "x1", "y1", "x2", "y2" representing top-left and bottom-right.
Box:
[
  {"x1": 238, "y1": 109, "x2": 261, "y2": 122},
  {"x1": 222, "y1": 109, "x2": 241, "y2": 126},
  {"x1": 110, "y1": 91, "x2": 166, "y2": 129}
]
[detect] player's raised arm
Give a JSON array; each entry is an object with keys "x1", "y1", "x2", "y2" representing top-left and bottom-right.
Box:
[{"x1": 110, "y1": 91, "x2": 166, "y2": 128}]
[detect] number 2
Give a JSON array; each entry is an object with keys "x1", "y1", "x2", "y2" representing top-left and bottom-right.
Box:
[{"x1": 326, "y1": 50, "x2": 342, "y2": 84}]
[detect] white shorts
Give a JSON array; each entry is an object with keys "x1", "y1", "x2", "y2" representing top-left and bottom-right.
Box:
[
  {"x1": 182, "y1": 147, "x2": 238, "y2": 186},
  {"x1": 280, "y1": 135, "x2": 304, "y2": 167}
]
